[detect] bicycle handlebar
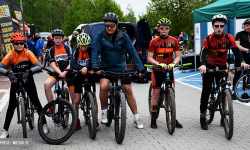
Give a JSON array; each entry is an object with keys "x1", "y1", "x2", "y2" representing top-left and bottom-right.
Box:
[{"x1": 144, "y1": 63, "x2": 192, "y2": 70}]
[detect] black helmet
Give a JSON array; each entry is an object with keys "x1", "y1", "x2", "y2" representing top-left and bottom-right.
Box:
[
  {"x1": 65, "y1": 37, "x2": 69, "y2": 41},
  {"x1": 212, "y1": 14, "x2": 227, "y2": 25},
  {"x1": 103, "y1": 12, "x2": 119, "y2": 23},
  {"x1": 244, "y1": 19, "x2": 250, "y2": 25},
  {"x1": 52, "y1": 29, "x2": 64, "y2": 37}
]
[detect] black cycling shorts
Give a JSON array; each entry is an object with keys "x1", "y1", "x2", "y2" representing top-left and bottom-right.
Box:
[
  {"x1": 99, "y1": 73, "x2": 131, "y2": 85},
  {"x1": 48, "y1": 72, "x2": 75, "y2": 89},
  {"x1": 151, "y1": 70, "x2": 174, "y2": 89},
  {"x1": 74, "y1": 73, "x2": 96, "y2": 93}
]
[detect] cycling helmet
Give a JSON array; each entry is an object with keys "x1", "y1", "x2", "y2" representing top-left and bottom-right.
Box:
[
  {"x1": 244, "y1": 19, "x2": 250, "y2": 25},
  {"x1": 157, "y1": 18, "x2": 171, "y2": 27},
  {"x1": 212, "y1": 14, "x2": 227, "y2": 25},
  {"x1": 52, "y1": 29, "x2": 64, "y2": 37},
  {"x1": 77, "y1": 33, "x2": 91, "y2": 45},
  {"x1": 65, "y1": 37, "x2": 69, "y2": 41},
  {"x1": 103, "y1": 12, "x2": 119, "y2": 23},
  {"x1": 11, "y1": 33, "x2": 26, "y2": 42},
  {"x1": 47, "y1": 35, "x2": 51, "y2": 39}
]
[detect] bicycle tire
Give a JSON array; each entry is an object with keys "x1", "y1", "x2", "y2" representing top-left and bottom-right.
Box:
[
  {"x1": 165, "y1": 87, "x2": 176, "y2": 135},
  {"x1": 206, "y1": 92, "x2": 215, "y2": 124},
  {"x1": 86, "y1": 92, "x2": 97, "y2": 139},
  {"x1": 234, "y1": 73, "x2": 250, "y2": 102},
  {"x1": 114, "y1": 92, "x2": 126, "y2": 144},
  {"x1": 222, "y1": 89, "x2": 234, "y2": 140},
  {"x1": 28, "y1": 97, "x2": 34, "y2": 130},
  {"x1": 38, "y1": 99, "x2": 77, "y2": 145},
  {"x1": 20, "y1": 97, "x2": 27, "y2": 138},
  {"x1": 81, "y1": 94, "x2": 88, "y2": 125},
  {"x1": 148, "y1": 83, "x2": 160, "y2": 119},
  {"x1": 62, "y1": 87, "x2": 70, "y2": 128}
]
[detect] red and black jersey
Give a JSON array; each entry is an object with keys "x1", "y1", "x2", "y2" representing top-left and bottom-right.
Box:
[
  {"x1": 201, "y1": 33, "x2": 237, "y2": 66},
  {"x1": 148, "y1": 36, "x2": 179, "y2": 65}
]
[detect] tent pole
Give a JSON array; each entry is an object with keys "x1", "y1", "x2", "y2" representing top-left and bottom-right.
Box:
[
  {"x1": 194, "y1": 24, "x2": 196, "y2": 73},
  {"x1": 234, "y1": 17, "x2": 236, "y2": 36}
]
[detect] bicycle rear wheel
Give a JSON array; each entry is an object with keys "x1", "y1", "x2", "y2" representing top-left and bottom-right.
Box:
[
  {"x1": 85, "y1": 92, "x2": 97, "y2": 139},
  {"x1": 20, "y1": 97, "x2": 27, "y2": 138},
  {"x1": 206, "y1": 92, "x2": 215, "y2": 124},
  {"x1": 234, "y1": 73, "x2": 250, "y2": 102},
  {"x1": 165, "y1": 87, "x2": 176, "y2": 135},
  {"x1": 28, "y1": 97, "x2": 34, "y2": 130},
  {"x1": 222, "y1": 89, "x2": 234, "y2": 140},
  {"x1": 38, "y1": 99, "x2": 77, "y2": 145},
  {"x1": 148, "y1": 83, "x2": 160, "y2": 119},
  {"x1": 114, "y1": 92, "x2": 126, "y2": 144}
]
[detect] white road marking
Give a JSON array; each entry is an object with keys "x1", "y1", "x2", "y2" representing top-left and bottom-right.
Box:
[{"x1": 0, "y1": 88, "x2": 10, "y2": 112}]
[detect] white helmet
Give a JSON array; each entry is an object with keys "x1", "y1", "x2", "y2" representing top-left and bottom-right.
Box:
[
  {"x1": 212, "y1": 14, "x2": 227, "y2": 25},
  {"x1": 77, "y1": 33, "x2": 91, "y2": 45}
]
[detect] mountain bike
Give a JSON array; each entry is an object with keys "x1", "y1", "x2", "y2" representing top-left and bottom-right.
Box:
[
  {"x1": 205, "y1": 67, "x2": 237, "y2": 140},
  {"x1": 144, "y1": 63, "x2": 191, "y2": 134},
  {"x1": 43, "y1": 49, "x2": 50, "y2": 67},
  {"x1": 38, "y1": 67, "x2": 77, "y2": 144}
]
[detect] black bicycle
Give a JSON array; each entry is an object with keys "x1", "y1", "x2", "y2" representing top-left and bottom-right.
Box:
[
  {"x1": 205, "y1": 67, "x2": 236, "y2": 140},
  {"x1": 38, "y1": 67, "x2": 77, "y2": 145},
  {"x1": 233, "y1": 68, "x2": 250, "y2": 102},
  {"x1": 73, "y1": 71, "x2": 97, "y2": 139},
  {"x1": 145, "y1": 63, "x2": 191, "y2": 134},
  {"x1": 43, "y1": 49, "x2": 50, "y2": 67},
  {"x1": 100, "y1": 68, "x2": 137, "y2": 144}
]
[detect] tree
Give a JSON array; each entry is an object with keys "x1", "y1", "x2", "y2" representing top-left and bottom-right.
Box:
[{"x1": 124, "y1": 4, "x2": 136, "y2": 23}]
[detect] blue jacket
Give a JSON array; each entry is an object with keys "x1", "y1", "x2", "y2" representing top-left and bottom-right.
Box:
[
  {"x1": 91, "y1": 29, "x2": 144, "y2": 72},
  {"x1": 183, "y1": 34, "x2": 188, "y2": 41},
  {"x1": 35, "y1": 38, "x2": 44, "y2": 50},
  {"x1": 27, "y1": 39, "x2": 35, "y2": 52}
]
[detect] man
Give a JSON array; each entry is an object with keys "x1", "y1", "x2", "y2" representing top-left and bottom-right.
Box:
[
  {"x1": 232, "y1": 19, "x2": 250, "y2": 100},
  {"x1": 91, "y1": 12, "x2": 145, "y2": 128},
  {"x1": 35, "y1": 37, "x2": 45, "y2": 63},
  {"x1": 27, "y1": 35, "x2": 35, "y2": 53},
  {"x1": 70, "y1": 31, "x2": 78, "y2": 50},
  {"x1": 147, "y1": 18, "x2": 183, "y2": 128},
  {"x1": 198, "y1": 14, "x2": 248, "y2": 130},
  {"x1": 34, "y1": 33, "x2": 39, "y2": 44}
]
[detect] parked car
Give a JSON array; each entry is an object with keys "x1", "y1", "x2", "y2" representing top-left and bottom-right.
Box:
[{"x1": 79, "y1": 19, "x2": 152, "y2": 83}]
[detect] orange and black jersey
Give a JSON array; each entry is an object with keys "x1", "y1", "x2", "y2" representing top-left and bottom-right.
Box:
[
  {"x1": 201, "y1": 33, "x2": 243, "y2": 66},
  {"x1": 50, "y1": 44, "x2": 71, "y2": 72},
  {"x1": 71, "y1": 47, "x2": 92, "y2": 71},
  {"x1": 148, "y1": 36, "x2": 179, "y2": 65},
  {"x1": 1, "y1": 49, "x2": 38, "y2": 73}
]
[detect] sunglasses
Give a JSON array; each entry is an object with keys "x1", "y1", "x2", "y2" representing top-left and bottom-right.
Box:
[
  {"x1": 13, "y1": 42, "x2": 24, "y2": 46},
  {"x1": 159, "y1": 26, "x2": 170, "y2": 30},
  {"x1": 214, "y1": 25, "x2": 225, "y2": 28},
  {"x1": 105, "y1": 24, "x2": 116, "y2": 28}
]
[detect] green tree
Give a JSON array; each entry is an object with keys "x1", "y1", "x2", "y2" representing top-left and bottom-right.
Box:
[{"x1": 124, "y1": 4, "x2": 136, "y2": 23}]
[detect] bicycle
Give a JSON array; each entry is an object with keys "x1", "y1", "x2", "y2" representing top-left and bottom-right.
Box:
[
  {"x1": 2, "y1": 72, "x2": 38, "y2": 138},
  {"x1": 72, "y1": 70, "x2": 97, "y2": 139},
  {"x1": 99, "y1": 68, "x2": 138, "y2": 144},
  {"x1": 205, "y1": 67, "x2": 236, "y2": 140},
  {"x1": 144, "y1": 63, "x2": 191, "y2": 134},
  {"x1": 38, "y1": 67, "x2": 77, "y2": 145},
  {"x1": 233, "y1": 68, "x2": 250, "y2": 102},
  {"x1": 43, "y1": 49, "x2": 50, "y2": 67}
]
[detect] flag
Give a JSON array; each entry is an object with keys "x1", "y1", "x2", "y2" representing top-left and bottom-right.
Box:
[{"x1": 11, "y1": 0, "x2": 25, "y2": 35}]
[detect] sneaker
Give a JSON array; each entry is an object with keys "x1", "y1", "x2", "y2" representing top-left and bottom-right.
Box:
[
  {"x1": 231, "y1": 93, "x2": 236, "y2": 100},
  {"x1": 133, "y1": 118, "x2": 144, "y2": 129},
  {"x1": 220, "y1": 118, "x2": 224, "y2": 126},
  {"x1": 45, "y1": 107, "x2": 53, "y2": 115},
  {"x1": 96, "y1": 122, "x2": 100, "y2": 131},
  {"x1": 101, "y1": 113, "x2": 108, "y2": 124},
  {"x1": 76, "y1": 118, "x2": 81, "y2": 130},
  {"x1": 43, "y1": 124, "x2": 49, "y2": 135},
  {"x1": 241, "y1": 93, "x2": 250, "y2": 99},
  {"x1": 176, "y1": 120, "x2": 183, "y2": 128},
  {"x1": 200, "y1": 113, "x2": 208, "y2": 130},
  {"x1": 0, "y1": 129, "x2": 9, "y2": 138}
]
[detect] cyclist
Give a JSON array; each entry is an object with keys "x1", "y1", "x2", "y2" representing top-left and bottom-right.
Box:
[
  {"x1": 46, "y1": 35, "x2": 52, "y2": 49},
  {"x1": 70, "y1": 33, "x2": 99, "y2": 130},
  {"x1": 35, "y1": 37, "x2": 45, "y2": 63},
  {"x1": 92, "y1": 12, "x2": 145, "y2": 129},
  {"x1": 0, "y1": 33, "x2": 47, "y2": 138},
  {"x1": 232, "y1": 19, "x2": 250, "y2": 100},
  {"x1": 44, "y1": 29, "x2": 75, "y2": 118},
  {"x1": 147, "y1": 18, "x2": 183, "y2": 129},
  {"x1": 198, "y1": 14, "x2": 248, "y2": 130}
]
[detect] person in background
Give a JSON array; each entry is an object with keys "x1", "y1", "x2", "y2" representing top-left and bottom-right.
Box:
[
  {"x1": 27, "y1": 35, "x2": 35, "y2": 54},
  {"x1": 70, "y1": 31, "x2": 78, "y2": 50}
]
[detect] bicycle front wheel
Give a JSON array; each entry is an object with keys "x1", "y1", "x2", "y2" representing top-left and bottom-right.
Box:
[
  {"x1": 148, "y1": 83, "x2": 160, "y2": 119},
  {"x1": 20, "y1": 97, "x2": 27, "y2": 138},
  {"x1": 222, "y1": 89, "x2": 234, "y2": 140},
  {"x1": 165, "y1": 87, "x2": 176, "y2": 135},
  {"x1": 114, "y1": 92, "x2": 126, "y2": 144},
  {"x1": 85, "y1": 92, "x2": 97, "y2": 139},
  {"x1": 234, "y1": 73, "x2": 250, "y2": 102},
  {"x1": 206, "y1": 92, "x2": 215, "y2": 124},
  {"x1": 38, "y1": 99, "x2": 77, "y2": 145}
]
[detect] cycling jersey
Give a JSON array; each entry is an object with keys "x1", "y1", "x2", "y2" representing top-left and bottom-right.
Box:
[
  {"x1": 201, "y1": 32, "x2": 244, "y2": 66},
  {"x1": 49, "y1": 44, "x2": 71, "y2": 72},
  {"x1": 1, "y1": 49, "x2": 38, "y2": 73},
  {"x1": 71, "y1": 47, "x2": 92, "y2": 71},
  {"x1": 235, "y1": 31, "x2": 250, "y2": 63},
  {"x1": 148, "y1": 35, "x2": 179, "y2": 65}
]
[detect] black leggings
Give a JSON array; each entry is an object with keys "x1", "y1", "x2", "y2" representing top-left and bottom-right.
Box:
[
  {"x1": 200, "y1": 64, "x2": 227, "y2": 113},
  {"x1": 3, "y1": 76, "x2": 46, "y2": 131}
]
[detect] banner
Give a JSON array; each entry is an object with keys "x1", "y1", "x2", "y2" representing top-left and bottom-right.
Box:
[
  {"x1": 11, "y1": 0, "x2": 25, "y2": 35},
  {"x1": 0, "y1": 0, "x2": 14, "y2": 53}
]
